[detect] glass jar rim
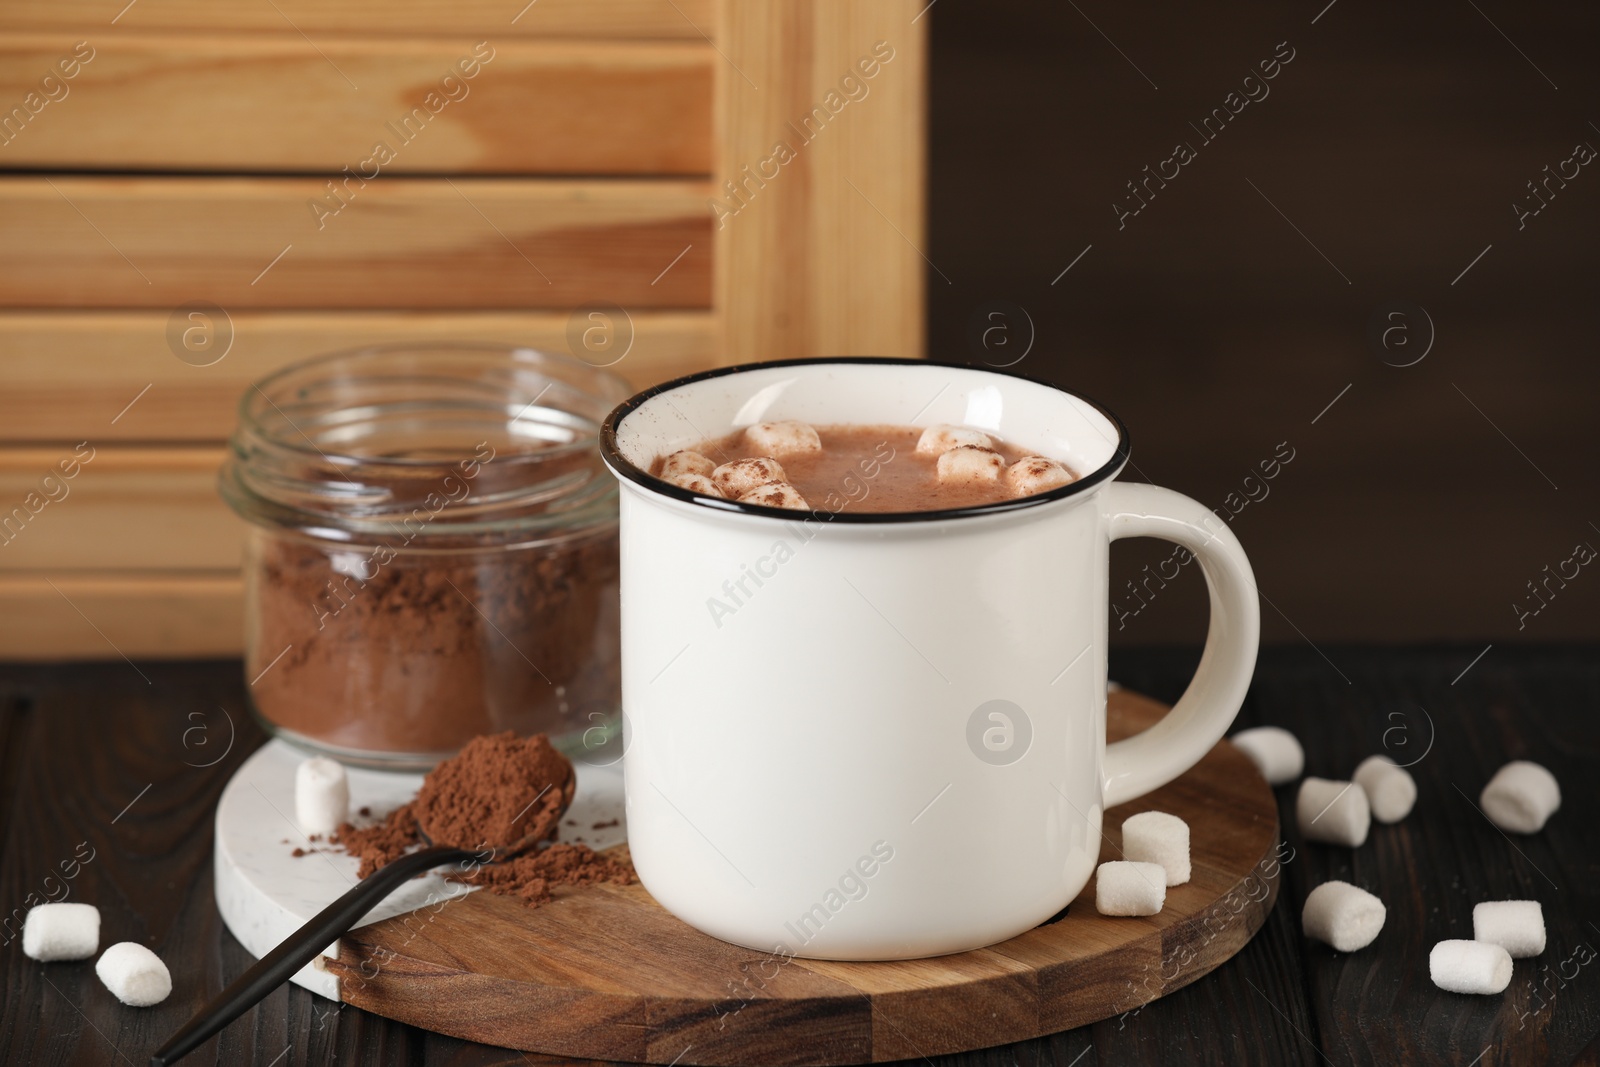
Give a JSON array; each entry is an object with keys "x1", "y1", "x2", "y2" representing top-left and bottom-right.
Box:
[{"x1": 222, "y1": 342, "x2": 629, "y2": 545}]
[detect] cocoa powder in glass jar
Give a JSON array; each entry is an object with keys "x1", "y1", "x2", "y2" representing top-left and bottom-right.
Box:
[{"x1": 221, "y1": 344, "x2": 628, "y2": 769}]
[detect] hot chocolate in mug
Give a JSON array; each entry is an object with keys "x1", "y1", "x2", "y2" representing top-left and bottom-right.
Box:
[{"x1": 600, "y1": 358, "x2": 1259, "y2": 960}]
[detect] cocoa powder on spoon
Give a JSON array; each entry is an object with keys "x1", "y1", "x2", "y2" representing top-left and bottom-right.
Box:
[{"x1": 332, "y1": 732, "x2": 631, "y2": 904}]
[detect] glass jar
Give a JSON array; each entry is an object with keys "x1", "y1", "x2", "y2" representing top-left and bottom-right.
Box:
[{"x1": 220, "y1": 344, "x2": 629, "y2": 770}]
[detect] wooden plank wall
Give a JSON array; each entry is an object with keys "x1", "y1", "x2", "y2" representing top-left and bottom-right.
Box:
[
  {"x1": 0, "y1": 178, "x2": 713, "y2": 308},
  {"x1": 715, "y1": 3, "x2": 926, "y2": 361},
  {"x1": 0, "y1": 0, "x2": 926, "y2": 658},
  {"x1": 0, "y1": 38, "x2": 713, "y2": 174}
]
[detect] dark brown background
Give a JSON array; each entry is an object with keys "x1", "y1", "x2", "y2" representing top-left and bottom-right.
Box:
[{"x1": 927, "y1": 0, "x2": 1600, "y2": 646}]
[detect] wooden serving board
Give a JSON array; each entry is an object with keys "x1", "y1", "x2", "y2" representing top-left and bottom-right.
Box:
[{"x1": 324, "y1": 689, "x2": 1281, "y2": 1065}]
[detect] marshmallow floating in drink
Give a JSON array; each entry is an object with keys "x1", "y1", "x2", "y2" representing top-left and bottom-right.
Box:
[
  {"x1": 1296, "y1": 777, "x2": 1370, "y2": 847},
  {"x1": 1095, "y1": 860, "x2": 1167, "y2": 916},
  {"x1": 22, "y1": 902, "x2": 100, "y2": 962},
  {"x1": 936, "y1": 445, "x2": 1004, "y2": 485},
  {"x1": 1231, "y1": 726, "x2": 1304, "y2": 785},
  {"x1": 1301, "y1": 880, "x2": 1386, "y2": 952},
  {"x1": 660, "y1": 450, "x2": 715, "y2": 481},
  {"x1": 1430, "y1": 939, "x2": 1512, "y2": 995},
  {"x1": 743, "y1": 421, "x2": 822, "y2": 455},
  {"x1": 666, "y1": 472, "x2": 720, "y2": 496},
  {"x1": 96, "y1": 942, "x2": 173, "y2": 1007},
  {"x1": 1004, "y1": 456, "x2": 1075, "y2": 496},
  {"x1": 712, "y1": 457, "x2": 788, "y2": 498},
  {"x1": 1353, "y1": 754, "x2": 1417, "y2": 823},
  {"x1": 295, "y1": 756, "x2": 349, "y2": 837},
  {"x1": 1121, "y1": 811, "x2": 1190, "y2": 886},
  {"x1": 1473, "y1": 900, "x2": 1545, "y2": 958},
  {"x1": 1480, "y1": 760, "x2": 1560, "y2": 833},
  {"x1": 737, "y1": 481, "x2": 810, "y2": 510},
  {"x1": 916, "y1": 424, "x2": 993, "y2": 456}
]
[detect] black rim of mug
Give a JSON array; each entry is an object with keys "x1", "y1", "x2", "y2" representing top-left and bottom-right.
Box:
[{"x1": 599, "y1": 356, "x2": 1133, "y2": 524}]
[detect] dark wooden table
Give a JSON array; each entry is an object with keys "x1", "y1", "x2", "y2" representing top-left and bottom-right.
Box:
[{"x1": 2, "y1": 647, "x2": 1596, "y2": 1066}]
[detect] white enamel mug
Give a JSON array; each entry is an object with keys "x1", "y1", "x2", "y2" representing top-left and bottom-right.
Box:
[{"x1": 599, "y1": 358, "x2": 1259, "y2": 960}]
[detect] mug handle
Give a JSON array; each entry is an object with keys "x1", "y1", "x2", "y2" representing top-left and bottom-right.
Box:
[{"x1": 1101, "y1": 483, "x2": 1261, "y2": 808}]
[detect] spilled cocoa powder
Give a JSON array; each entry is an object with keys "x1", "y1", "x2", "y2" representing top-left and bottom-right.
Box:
[
  {"x1": 449, "y1": 843, "x2": 633, "y2": 907},
  {"x1": 329, "y1": 732, "x2": 631, "y2": 903},
  {"x1": 335, "y1": 801, "x2": 422, "y2": 879}
]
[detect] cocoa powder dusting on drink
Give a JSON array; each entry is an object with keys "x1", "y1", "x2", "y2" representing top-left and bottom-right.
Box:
[{"x1": 329, "y1": 732, "x2": 632, "y2": 903}]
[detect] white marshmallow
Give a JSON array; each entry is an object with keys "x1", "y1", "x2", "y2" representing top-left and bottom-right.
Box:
[
  {"x1": 742, "y1": 421, "x2": 821, "y2": 455},
  {"x1": 1473, "y1": 900, "x2": 1545, "y2": 958},
  {"x1": 1480, "y1": 760, "x2": 1560, "y2": 834},
  {"x1": 936, "y1": 445, "x2": 1004, "y2": 485},
  {"x1": 1301, "y1": 880, "x2": 1386, "y2": 952},
  {"x1": 22, "y1": 902, "x2": 100, "y2": 961},
  {"x1": 916, "y1": 424, "x2": 993, "y2": 456},
  {"x1": 1095, "y1": 860, "x2": 1167, "y2": 916},
  {"x1": 665, "y1": 471, "x2": 721, "y2": 496},
  {"x1": 1231, "y1": 726, "x2": 1304, "y2": 785},
  {"x1": 712, "y1": 457, "x2": 787, "y2": 498},
  {"x1": 1003, "y1": 456, "x2": 1075, "y2": 497},
  {"x1": 1353, "y1": 755, "x2": 1417, "y2": 823},
  {"x1": 96, "y1": 942, "x2": 172, "y2": 1007},
  {"x1": 1296, "y1": 777, "x2": 1370, "y2": 847},
  {"x1": 1430, "y1": 939, "x2": 1513, "y2": 995},
  {"x1": 295, "y1": 756, "x2": 349, "y2": 837},
  {"x1": 660, "y1": 450, "x2": 715, "y2": 481},
  {"x1": 1121, "y1": 811, "x2": 1190, "y2": 886},
  {"x1": 736, "y1": 481, "x2": 810, "y2": 511}
]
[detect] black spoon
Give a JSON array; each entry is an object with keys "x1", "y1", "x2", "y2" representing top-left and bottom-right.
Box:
[
  {"x1": 151, "y1": 775, "x2": 576, "y2": 1067},
  {"x1": 150, "y1": 842, "x2": 488, "y2": 1065}
]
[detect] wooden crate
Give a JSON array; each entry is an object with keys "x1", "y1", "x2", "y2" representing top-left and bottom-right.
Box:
[{"x1": 0, "y1": 0, "x2": 926, "y2": 658}]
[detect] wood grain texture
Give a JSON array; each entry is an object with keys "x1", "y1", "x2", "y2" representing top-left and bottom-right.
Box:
[
  {"x1": 0, "y1": 446, "x2": 234, "y2": 571},
  {"x1": 0, "y1": 309, "x2": 717, "y2": 441},
  {"x1": 0, "y1": 571, "x2": 241, "y2": 659},
  {"x1": 0, "y1": 0, "x2": 715, "y2": 39},
  {"x1": 2, "y1": 649, "x2": 1598, "y2": 1064},
  {"x1": 1239, "y1": 651, "x2": 1600, "y2": 1065},
  {"x1": 713, "y1": 0, "x2": 926, "y2": 361},
  {"x1": 0, "y1": 176, "x2": 712, "y2": 310},
  {"x1": 324, "y1": 690, "x2": 1280, "y2": 1064},
  {"x1": 0, "y1": 36, "x2": 711, "y2": 175}
]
